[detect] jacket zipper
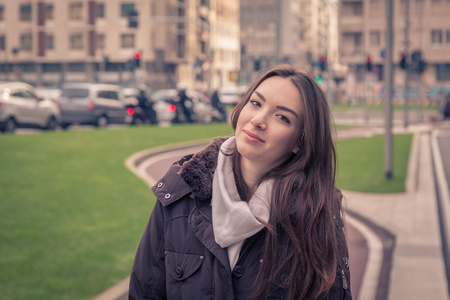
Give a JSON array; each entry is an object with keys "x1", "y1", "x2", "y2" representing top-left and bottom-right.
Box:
[{"x1": 341, "y1": 269, "x2": 348, "y2": 290}]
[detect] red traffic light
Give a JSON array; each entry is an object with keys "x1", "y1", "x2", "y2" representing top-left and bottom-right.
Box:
[{"x1": 134, "y1": 51, "x2": 141, "y2": 60}]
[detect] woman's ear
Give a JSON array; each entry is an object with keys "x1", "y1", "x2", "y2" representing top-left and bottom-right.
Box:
[{"x1": 293, "y1": 146, "x2": 299, "y2": 154}]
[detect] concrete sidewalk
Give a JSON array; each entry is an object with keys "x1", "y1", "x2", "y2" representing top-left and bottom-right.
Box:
[
  {"x1": 343, "y1": 123, "x2": 449, "y2": 300},
  {"x1": 92, "y1": 122, "x2": 449, "y2": 300}
]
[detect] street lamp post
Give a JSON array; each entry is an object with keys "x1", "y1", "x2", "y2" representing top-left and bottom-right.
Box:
[{"x1": 384, "y1": 0, "x2": 394, "y2": 180}]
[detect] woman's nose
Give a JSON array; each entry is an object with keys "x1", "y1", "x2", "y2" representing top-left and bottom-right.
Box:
[{"x1": 250, "y1": 114, "x2": 267, "y2": 130}]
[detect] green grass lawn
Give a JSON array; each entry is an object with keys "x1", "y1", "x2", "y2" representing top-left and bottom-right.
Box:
[
  {"x1": 336, "y1": 133, "x2": 412, "y2": 193},
  {"x1": 0, "y1": 124, "x2": 233, "y2": 300},
  {"x1": 0, "y1": 124, "x2": 411, "y2": 299}
]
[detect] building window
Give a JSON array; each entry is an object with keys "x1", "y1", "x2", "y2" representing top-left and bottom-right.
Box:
[
  {"x1": 370, "y1": 31, "x2": 381, "y2": 46},
  {"x1": 0, "y1": 35, "x2": 5, "y2": 50},
  {"x1": 46, "y1": 4, "x2": 54, "y2": 20},
  {"x1": 97, "y1": 3, "x2": 105, "y2": 18},
  {"x1": 342, "y1": 32, "x2": 363, "y2": 56},
  {"x1": 46, "y1": 34, "x2": 54, "y2": 49},
  {"x1": 97, "y1": 34, "x2": 105, "y2": 49},
  {"x1": 0, "y1": 5, "x2": 4, "y2": 21},
  {"x1": 177, "y1": 35, "x2": 185, "y2": 58},
  {"x1": 431, "y1": 30, "x2": 442, "y2": 45},
  {"x1": 342, "y1": 2, "x2": 363, "y2": 16},
  {"x1": 436, "y1": 64, "x2": 450, "y2": 81},
  {"x1": 446, "y1": 30, "x2": 450, "y2": 45},
  {"x1": 20, "y1": 4, "x2": 32, "y2": 21},
  {"x1": 20, "y1": 33, "x2": 33, "y2": 51},
  {"x1": 69, "y1": 2, "x2": 83, "y2": 20},
  {"x1": 121, "y1": 3, "x2": 135, "y2": 17},
  {"x1": 121, "y1": 34, "x2": 134, "y2": 48},
  {"x1": 70, "y1": 33, "x2": 84, "y2": 50}
]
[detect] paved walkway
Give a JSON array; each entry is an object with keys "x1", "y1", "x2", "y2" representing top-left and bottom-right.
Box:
[{"x1": 344, "y1": 124, "x2": 449, "y2": 300}]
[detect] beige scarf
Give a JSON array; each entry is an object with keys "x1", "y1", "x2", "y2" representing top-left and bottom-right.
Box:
[{"x1": 212, "y1": 137, "x2": 273, "y2": 269}]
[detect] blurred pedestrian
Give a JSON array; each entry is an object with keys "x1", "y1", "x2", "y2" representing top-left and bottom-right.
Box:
[
  {"x1": 176, "y1": 82, "x2": 193, "y2": 123},
  {"x1": 211, "y1": 89, "x2": 228, "y2": 122},
  {"x1": 129, "y1": 65, "x2": 351, "y2": 300},
  {"x1": 137, "y1": 89, "x2": 157, "y2": 124}
]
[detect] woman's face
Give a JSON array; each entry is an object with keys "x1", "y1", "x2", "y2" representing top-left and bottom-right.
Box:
[{"x1": 235, "y1": 76, "x2": 302, "y2": 172}]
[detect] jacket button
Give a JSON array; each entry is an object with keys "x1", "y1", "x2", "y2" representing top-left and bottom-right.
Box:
[
  {"x1": 175, "y1": 265, "x2": 183, "y2": 278},
  {"x1": 164, "y1": 193, "x2": 171, "y2": 199},
  {"x1": 157, "y1": 182, "x2": 163, "y2": 188},
  {"x1": 232, "y1": 265, "x2": 245, "y2": 278}
]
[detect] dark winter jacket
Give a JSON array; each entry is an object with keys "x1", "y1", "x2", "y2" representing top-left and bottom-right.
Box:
[{"x1": 129, "y1": 138, "x2": 352, "y2": 300}]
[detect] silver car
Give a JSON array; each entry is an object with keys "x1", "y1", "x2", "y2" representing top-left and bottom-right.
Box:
[
  {"x1": 59, "y1": 83, "x2": 131, "y2": 129},
  {"x1": 0, "y1": 81, "x2": 60, "y2": 133}
]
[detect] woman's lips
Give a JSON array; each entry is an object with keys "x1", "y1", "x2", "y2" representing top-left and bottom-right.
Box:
[{"x1": 243, "y1": 130, "x2": 265, "y2": 143}]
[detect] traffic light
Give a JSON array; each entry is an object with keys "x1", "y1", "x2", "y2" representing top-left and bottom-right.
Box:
[
  {"x1": 315, "y1": 76, "x2": 322, "y2": 84},
  {"x1": 399, "y1": 52, "x2": 407, "y2": 70},
  {"x1": 128, "y1": 10, "x2": 138, "y2": 28},
  {"x1": 254, "y1": 60, "x2": 261, "y2": 71},
  {"x1": 366, "y1": 55, "x2": 372, "y2": 72},
  {"x1": 319, "y1": 55, "x2": 327, "y2": 71},
  {"x1": 411, "y1": 50, "x2": 426, "y2": 74},
  {"x1": 417, "y1": 60, "x2": 426, "y2": 74},
  {"x1": 134, "y1": 51, "x2": 141, "y2": 68}
]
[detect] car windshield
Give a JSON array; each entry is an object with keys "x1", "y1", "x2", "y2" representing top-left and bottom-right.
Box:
[{"x1": 62, "y1": 88, "x2": 89, "y2": 98}]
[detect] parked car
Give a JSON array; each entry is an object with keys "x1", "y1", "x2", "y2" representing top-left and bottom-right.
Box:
[
  {"x1": 217, "y1": 85, "x2": 247, "y2": 106},
  {"x1": 151, "y1": 89, "x2": 221, "y2": 124},
  {"x1": 0, "y1": 81, "x2": 60, "y2": 133},
  {"x1": 36, "y1": 87, "x2": 62, "y2": 103},
  {"x1": 59, "y1": 83, "x2": 131, "y2": 129}
]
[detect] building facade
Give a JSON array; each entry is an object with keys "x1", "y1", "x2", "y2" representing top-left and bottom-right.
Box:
[
  {"x1": 339, "y1": 0, "x2": 450, "y2": 103},
  {"x1": 239, "y1": 0, "x2": 339, "y2": 89},
  {"x1": 0, "y1": 0, "x2": 240, "y2": 93},
  {"x1": 240, "y1": 0, "x2": 305, "y2": 84}
]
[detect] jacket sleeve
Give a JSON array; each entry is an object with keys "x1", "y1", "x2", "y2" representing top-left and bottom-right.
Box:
[{"x1": 129, "y1": 201, "x2": 166, "y2": 300}]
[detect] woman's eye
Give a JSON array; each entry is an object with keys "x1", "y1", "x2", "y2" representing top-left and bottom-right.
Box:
[
  {"x1": 277, "y1": 114, "x2": 290, "y2": 124},
  {"x1": 249, "y1": 100, "x2": 261, "y2": 107}
]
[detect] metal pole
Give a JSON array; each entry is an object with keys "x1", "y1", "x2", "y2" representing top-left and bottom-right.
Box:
[
  {"x1": 403, "y1": 0, "x2": 410, "y2": 128},
  {"x1": 384, "y1": 0, "x2": 394, "y2": 180}
]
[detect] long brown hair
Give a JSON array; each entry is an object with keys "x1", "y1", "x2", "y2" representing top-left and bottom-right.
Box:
[{"x1": 231, "y1": 65, "x2": 339, "y2": 299}]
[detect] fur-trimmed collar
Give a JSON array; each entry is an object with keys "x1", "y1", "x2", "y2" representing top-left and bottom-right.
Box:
[{"x1": 178, "y1": 137, "x2": 229, "y2": 202}]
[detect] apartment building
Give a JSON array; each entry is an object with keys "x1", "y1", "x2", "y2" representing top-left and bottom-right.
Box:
[
  {"x1": 240, "y1": 0, "x2": 304, "y2": 84},
  {"x1": 239, "y1": 0, "x2": 339, "y2": 87},
  {"x1": 339, "y1": 0, "x2": 450, "y2": 101},
  {"x1": 0, "y1": 0, "x2": 240, "y2": 92}
]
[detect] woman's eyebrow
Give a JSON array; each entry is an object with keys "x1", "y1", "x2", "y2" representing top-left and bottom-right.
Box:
[
  {"x1": 254, "y1": 91, "x2": 266, "y2": 102},
  {"x1": 254, "y1": 91, "x2": 299, "y2": 119}
]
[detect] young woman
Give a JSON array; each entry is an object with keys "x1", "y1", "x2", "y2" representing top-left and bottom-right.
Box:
[{"x1": 129, "y1": 65, "x2": 351, "y2": 300}]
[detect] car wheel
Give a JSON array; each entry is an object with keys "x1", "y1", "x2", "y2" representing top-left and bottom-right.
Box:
[
  {"x1": 45, "y1": 116, "x2": 58, "y2": 131},
  {"x1": 4, "y1": 118, "x2": 16, "y2": 133},
  {"x1": 96, "y1": 115, "x2": 108, "y2": 128},
  {"x1": 61, "y1": 123, "x2": 70, "y2": 130}
]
